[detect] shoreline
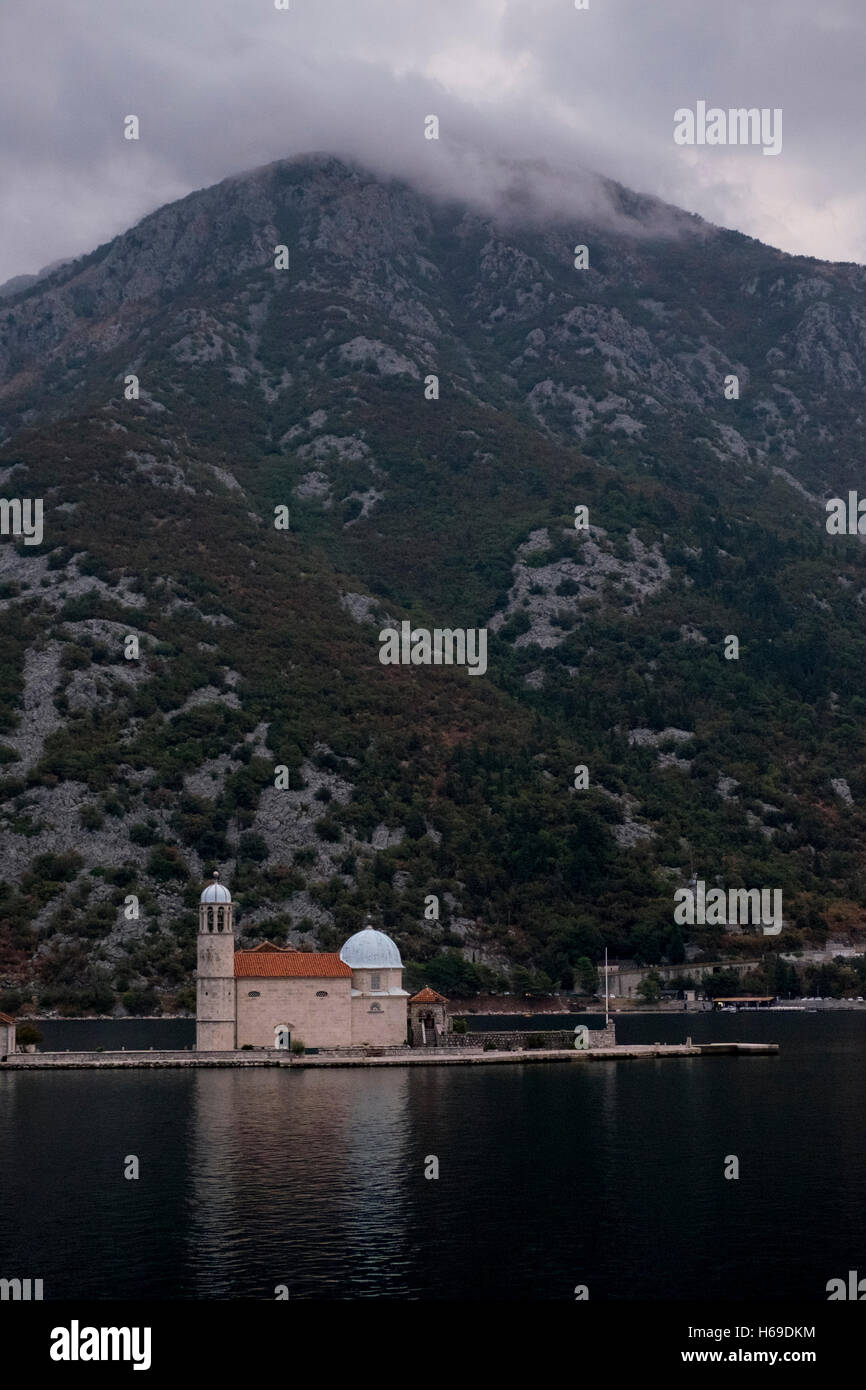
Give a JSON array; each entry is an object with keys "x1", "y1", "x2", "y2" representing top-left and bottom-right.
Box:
[
  {"x1": 10, "y1": 999, "x2": 866, "y2": 1024},
  {"x1": 1, "y1": 1042, "x2": 779, "y2": 1069}
]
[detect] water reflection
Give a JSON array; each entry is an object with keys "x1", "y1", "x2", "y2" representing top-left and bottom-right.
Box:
[
  {"x1": 186, "y1": 1070, "x2": 413, "y2": 1297},
  {"x1": 0, "y1": 1014, "x2": 863, "y2": 1300}
]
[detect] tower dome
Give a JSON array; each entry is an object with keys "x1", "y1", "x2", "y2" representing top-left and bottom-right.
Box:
[
  {"x1": 340, "y1": 919, "x2": 402, "y2": 969},
  {"x1": 201, "y1": 871, "x2": 231, "y2": 904}
]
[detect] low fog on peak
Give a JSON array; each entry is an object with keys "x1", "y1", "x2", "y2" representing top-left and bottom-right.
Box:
[{"x1": 1, "y1": 0, "x2": 864, "y2": 282}]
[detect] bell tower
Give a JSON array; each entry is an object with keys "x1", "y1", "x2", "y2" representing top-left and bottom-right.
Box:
[{"x1": 196, "y1": 870, "x2": 236, "y2": 1051}]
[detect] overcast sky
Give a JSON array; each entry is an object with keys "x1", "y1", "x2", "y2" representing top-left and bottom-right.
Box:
[{"x1": 1, "y1": 0, "x2": 864, "y2": 283}]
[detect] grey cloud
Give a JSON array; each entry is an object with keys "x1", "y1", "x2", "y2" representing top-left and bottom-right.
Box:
[{"x1": 0, "y1": 0, "x2": 863, "y2": 283}]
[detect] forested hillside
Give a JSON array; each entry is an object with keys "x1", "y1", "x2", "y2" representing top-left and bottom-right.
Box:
[{"x1": 1, "y1": 153, "x2": 866, "y2": 1013}]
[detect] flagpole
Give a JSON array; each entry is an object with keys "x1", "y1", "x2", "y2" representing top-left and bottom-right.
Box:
[{"x1": 604, "y1": 947, "x2": 609, "y2": 1026}]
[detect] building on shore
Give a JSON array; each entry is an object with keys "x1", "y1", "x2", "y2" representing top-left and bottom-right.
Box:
[
  {"x1": 604, "y1": 957, "x2": 755, "y2": 999},
  {"x1": 0, "y1": 1011, "x2": 16, "y2": 1058},
  {"x1": 407, "y1": 987, "x2": 451, "y2": 1046},
  {"x1": 196, "y1": 872, "x2": 409, "y2": 1051}
]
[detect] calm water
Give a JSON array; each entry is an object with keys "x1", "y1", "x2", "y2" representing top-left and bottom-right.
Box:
[{"x1": 1, "y1": 1013, "x2": 863, "y2": 1300}]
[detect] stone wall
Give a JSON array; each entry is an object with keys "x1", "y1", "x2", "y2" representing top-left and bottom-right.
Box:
[
  {"x1": 4, "y1": 1022, "x2": 618, "y2": 1065},
  {"x1": 450, "y1": 1022, "x2": 617, "y2": 1050},
  {"x1": 316, "y1": 1023, "x2": 618, "y2": 1055},
  {"x1": 350, "y1": 983, "x2": 408, "y2": 1046},
  {"x1": 236, "y1": 976, "x2": 352, "y2": 1049}
]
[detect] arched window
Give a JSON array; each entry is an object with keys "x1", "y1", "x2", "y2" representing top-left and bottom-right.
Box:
[
  {"x1": 207, "y1": 906, "x2": 214, "y2": 932},
  {"x1": 217, "y1": 906, "x2": 224, "y2": 932}
]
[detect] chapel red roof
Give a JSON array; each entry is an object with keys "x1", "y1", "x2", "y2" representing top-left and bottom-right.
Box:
[
  {"x1": 234, "y1": 951, "x2": 352, "y2": 979},
  {"x1": 408, "y1": 987, "x2": 448, "y2": 1004},
  {"x1": 0, "y1": 1011, "x2": 15, "y2": 1024}
]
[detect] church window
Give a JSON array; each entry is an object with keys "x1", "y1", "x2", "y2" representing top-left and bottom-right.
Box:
[
  {"x1": 369, "y1": 1002, "x2": 383, "y2": 1014},
  {"x1": 248, "y1": 991, "x2": 260, "y2": 998},
  {"x1": 316, "y1": 990, "x2": 328, "y2": 997},
  {"x1": 217, "y1": 907, "x2": 224, "y2": 932},
  {"x1": 207, "y1": 907, "x2": 214, "y2": 931},
  {"x1": 371, "y1": 973, "x2": 381, "y2": 990}
]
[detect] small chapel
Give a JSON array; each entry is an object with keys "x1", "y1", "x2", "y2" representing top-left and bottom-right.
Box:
[{"x1": 196, "y1": 872, "x2": 413, "y2": 1051}]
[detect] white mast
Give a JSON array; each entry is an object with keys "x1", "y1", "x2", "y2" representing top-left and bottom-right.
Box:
[{"x1": 604, "y1": 947, "x2": 609, "y2": 1026}]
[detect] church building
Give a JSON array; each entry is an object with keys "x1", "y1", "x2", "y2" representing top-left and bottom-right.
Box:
[{"x1": 196, "y1": 873, "x2": 409, "y2": 1051}]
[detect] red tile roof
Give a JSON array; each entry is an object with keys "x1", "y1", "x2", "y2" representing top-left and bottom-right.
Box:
[
  {"x1": 234, "y1": 951, "x2": 352, "y2": 979},
  {"x1": 246, "y1": 941, "x2": 287, "y2": 953},
  {"x1": 408, "y1": 987, "x2": 448, "y2": 1004},
  {"x1": 0, "y1": 1011, "x2": 15, "y2": 1024}
]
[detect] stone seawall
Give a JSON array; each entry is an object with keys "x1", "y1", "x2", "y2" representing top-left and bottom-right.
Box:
[
  {"x1": 1, "y1": 1023, "x2": 619, "y2": 1065},
  {"x1": 456, "y1": 1022, "x2": 617, "y2": 1050},
  {"x1": 0, "y1": 1039, "x2": 778, "y2": 1069}
]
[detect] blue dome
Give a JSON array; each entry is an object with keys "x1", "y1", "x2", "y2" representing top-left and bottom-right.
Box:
[{"x1": 340, "y1": 924, "x2": 402, "y2": 969}]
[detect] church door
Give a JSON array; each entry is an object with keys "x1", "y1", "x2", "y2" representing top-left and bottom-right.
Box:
[{"x1": 274, "y1": 1024, "x2": 291, "y2": 1050}]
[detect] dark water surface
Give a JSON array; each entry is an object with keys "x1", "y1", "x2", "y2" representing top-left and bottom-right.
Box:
[
  {"x1": 1, "y1": 1012, "x2": 863, "y2": 1300},
  {"x1": 32, "y1": 1016, "x2": 195, "y2": 1051}
]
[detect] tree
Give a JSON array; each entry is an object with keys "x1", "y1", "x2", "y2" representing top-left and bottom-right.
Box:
[
  {"x1": 405, "y1": 810, "x2": 426, "y2": 840},
  {"x1": 667, "y1": 927, "x2": 686, "y2": 965},
  {"x1": 636, "y1": 970, "x2": 662, "y2": 1003},
  {"x1": 702, "y1": 968, "x2": 741, "y2": 999},
  {"x1": 147, "y1": 843, "x2": 189, "y2": 882},
  {"x1": 15, "y1": 1022, "x2": 43, "y2": 1047},
  {"x1": 238, "y1": 831, "x2": 269, "y2": 862},
  {"x1": 510, "y1": 965, "x2": 533, "y2": 995},
  {"x1": 425, "y1": 951, "x2": 482, "y2": 998},
  {"x1": 122, "y1": 989, "x2": 160, "y2": 1016},
  {"x1": 528, "y1": 969, "x2": 554, "y2": 997},
  {"x1": 575, "y1": 956, "x2": 599, "y2": 994},
  {"x1": 632, "y1": 926, "x2": 663, "y2": 966}
]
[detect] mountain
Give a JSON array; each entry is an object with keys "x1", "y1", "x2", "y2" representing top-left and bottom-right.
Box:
[
  {"x1": 1, "y1": 152, "x2": 866, "y2": 1016},
  {"x1": 0, "y1": 259, "x2": 75, "y2": 301}
]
